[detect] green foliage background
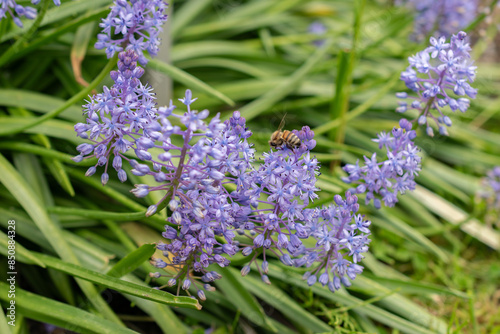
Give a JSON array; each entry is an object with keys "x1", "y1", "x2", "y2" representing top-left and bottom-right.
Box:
[{"x1": 0, "y1": 0, "x2": 499, "y2": 333}]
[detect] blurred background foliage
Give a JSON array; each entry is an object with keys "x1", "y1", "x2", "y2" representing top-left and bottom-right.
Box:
[{"x1": 0, "y1": 0, "x2": 499, "y2": 333}]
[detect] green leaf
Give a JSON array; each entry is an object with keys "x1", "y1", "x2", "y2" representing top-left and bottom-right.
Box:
[
  {"x1": 171, "y1": 41, "x2": 264, "y2": 62},
  {"x1": 330, "y1": 49, "x2": 352, "y2": 142},
  {"x1": 216, "y1": 267, "x2": 277, "y2": 332},
  {"x1": 266, "y1": 264, "x2": 445, "y2": 334},
  {"x1": 0, "y1": 230, "x2": 46, "y2": 268},
  {"x1": 0, "y1": 142, "x2": 95, "y2": 166},
  {"x1": 0, "y1": 153, "x2": 123, "y2": 324},
  {"x1": 363, "y1": 275, "x2": 468, "y2": 298},
  {"x1": 71, "y1": 22, "x2": 95, "y2": 86},
  {"x1": 0, "y1": 90, "x2": 81, "y2": 121},
  {"x1": 42, "y1": 157, "x2": 75, "y2": 196},
  {"x1": 0, "y1": 305, "x2": 12, "y2": 334},
  {"x1": 121, "y1": 276, "x2": 188, "y2": 334},
  {"x1": 235, "y1": 38, "x2": 334, "y2": 122},
  {"x1": 353, "y1": 276, "x2": 448, "y2": 332},
  {"x1": 0, "y1": 0, "x2": 112, "y2": 42},
  {"x1": 177, "y1": 57, "x2": 272, "y2": 78},
  {"x1": 235, "y1": 269, "x2": 333, "y2": 333},
  {"x1": 411, "y1": 186, "x2": 500, "y2": 250},
  {"x1": 34, "y1": 252, "x2": 201, "y2": 310},
  {"x1": 375, "y1": 211, "x2": 448, "y2": 262},
  {"x1": 0, "y1": 55, "x2": 117, "y2": 136},
  {"x1": 148, "y1": 59, "x2": 235, "y2": 106},
  {"x1": 0, "y1": 118, "x2": 82, "y2": 143},
  {"x1": 171, "y1": 0, "x2": 212, "y2": 37},
  {"x1": 0, "y1": 282, "x2": 136, "y2": 334},
  {"x1": 106, "y1": 244, "x2": 156, "y2": 279}
]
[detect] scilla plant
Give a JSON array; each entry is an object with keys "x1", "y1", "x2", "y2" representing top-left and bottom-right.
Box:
[
  {"x1": 0, "y1": 0, "x2": 497, "y2": 333},
  {"x1": 74, "y1": 49, "x2": 372, "y2": 299}
]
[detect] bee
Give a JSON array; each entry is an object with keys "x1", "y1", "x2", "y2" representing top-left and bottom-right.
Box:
[{"x1": 269, "y1": 114, "x2": 301, "y2": 149}]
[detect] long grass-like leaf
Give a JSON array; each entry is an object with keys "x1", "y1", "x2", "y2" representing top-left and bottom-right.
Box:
[
  {"x1": 148, "y1": 59, "x2": 235, "y2": 106},
  {"x1": 21, "y1": 252, "x2": 201, "y2": 309},
  {"x1": 0, "y1": 282, "x2": 136, "y2": 334},
  {"x1": 0, "y1": 153, "x2": 124, "y2": 324},
  {"x1": 106, "y1": 244, "x2": 156, "y2": 279},
  {"x1": 216, "y1": 267, "x2": 277, "y2": 332},
  {"x1": 235, "y1": 269, "x2": 333, "y2": 333},
  {"x1": 235, "y1": 38, "x2": 335, "y2": 122}
]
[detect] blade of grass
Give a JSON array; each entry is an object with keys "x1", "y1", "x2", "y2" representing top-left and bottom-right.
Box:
[
  {"x1": 10, "y1": 7, "x2": 110, "y2": 65},
  {"x1": 171, "y1": 0, "x2": 212, "y2": 37},
  {"x1": 266, "y1": 264, "x2": 444, "y2": 334},
  {"x1": 71, "y1": 22, "x2": 95, "y2": 86},
  {"x1": 0, "y1": 153, "x2": 124, "y2": 325},
  {"x1": 0, "y1": 89, "x2": 81, "y2": 121},
  {"x1": 0, "y1": 55, "x2": 117, "y2": 136},
  {"x1": 0, "y1": 0, "x2": 112, "y2": 42},
  {"x1": 411, "y1": 186, "x2": 500, "y2": 250},
  {"x1": 0, "y1": 306, "x2": 12, "y2": 334},
  {"x1": 235, "y1": 38, "x2": 335, "y2": 122},
  {"x1": 0, "y1": 0, "x2": 50, "y2": 68},
  {"x1": 363, "y1": 274, "x2": 468, "y2": 298},
  {"x1": 215, "y1": 267, "x2": 277, "y2": 332},
  {"x1": 106, "y1": 244, "x2": 156, "y2": 279},
  {"x1": 313, "y1": 70, "x2": 400, "y2": 135},
  {"x1": 330, "y1": 0, "x2": 365, "y2": 147},
  {"x1": 0, "y1": 142, "x2": 95, "y2": 166},
  {"x1": 42, "y1": 157, "x2": 75, "y2": 196},
  {"x1": 148, "y1": 59, "x2": 235, "y2": 106},
  {"x1": 17, "y1": 251, "x2": 201, "y2": 309},
  {"x1": 234, "y1": 269, "x2": 333, "y2": 333},
  {"x1": 0, "y1": 282, "x2": 137, "y2": 334},
  {"x1": 376, "y1": 211, "x2": 449, "y2": 261},
  {"x1": 0, "y1": 230, "x2": 46, "y2": 268}
]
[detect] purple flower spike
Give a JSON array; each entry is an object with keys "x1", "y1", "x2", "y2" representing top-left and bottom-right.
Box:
[
  {"x1": 397, "y1": 0, "x2": 478, "y2": 40},
  {"x1": 95, "y1": 0, "x2": 168, "y2": 65},
  {"x1": 74, "y1": 49, "x2": 367, "y2": 298},
  {"x1": 295, "y1": 192, "x2": 371, "y2": 290},
  {"x1": 342, "y1": 119, "x2": 421, "y2": 208},
  {"x1": 397, "y1": 32, "x2": 477, "y2": 136},
  {"x1": 0, "y1": 0, "x2": 63, "y2": 27},
  {"x1": 74, "y1": 50, "x2": 157, "y2": 184},
  {"x1": 479, "y1": 166, "x2": 500, "y2": 217}
]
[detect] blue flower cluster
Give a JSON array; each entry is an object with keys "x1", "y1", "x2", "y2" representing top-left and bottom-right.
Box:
[
  {"x1": 296, "y1": 192, "x2": 371, "y2": 291},
  {"x1": 95, "y1": 0, "x2": 168, "y2": 65},
  {"x1": 397, "y1": 0, "x2": 478, "y2": 40},
  {"x1": 238, "y1": 126, "x2": 320, "y2": 283},
  {"x1": 480, "y1": 166, "x2": 500, "y2": 214},
  {"x1": 0, "y1": 0, "x2": 60, "y2": 28},
  {"x1": 396, "y1": 32, "x2": 477, "y2": 136},
  {"x1": 73, "y1": 49, "x2": 153, "y2": 185},
  {"x1": 308, "y1": 21, "x2": 327, "y2": 47},
  {"x1": 342, "y1": 119, "x2": 421, "y2": 208},
  {"x1": 74, "y1": 50, "x2": 372, "y2": 298}
]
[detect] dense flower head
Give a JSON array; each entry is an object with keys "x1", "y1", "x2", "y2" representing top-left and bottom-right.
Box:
[
  {"x1": 73, "y1": 49, "x2": 155, "y2": 184},
  {"x1": 147, "y1": 108, "x2": 258, "y2": 296},
  {"x1": 342, "y1": 119, "x2": 421, "y2": 208},
  {"x1": 397, "y1": 0, "x2": 478, "y2": 40},
  {"x1": 308, "y1": 21, "x2": 327, "y2": 47},
  {"x1": 74, "y1": 50, "x2": 370, "y2": 298},
  {"x1": 0, "y1": 0, "x2": 61, "y2": 28},
  {"x1": 95, "y1": 0, "x2": 168, "y2": 65},
  {"x1": 396, "y1": 32, "x2": 477, "y2": 137},
  {"x1": 479, "y1": 166, "x2": 500, "y2": 218},
  {"x1": 293, "y1": 192, "x2": 371, "y2": 291},
  {"x1": 237, "y1": 126, "x2": 320, "y2": 280}
]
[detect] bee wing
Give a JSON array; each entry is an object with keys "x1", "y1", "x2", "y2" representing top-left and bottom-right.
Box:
[{"x1": 277, "y1": 113, "x2": 287, "y2": 131}]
